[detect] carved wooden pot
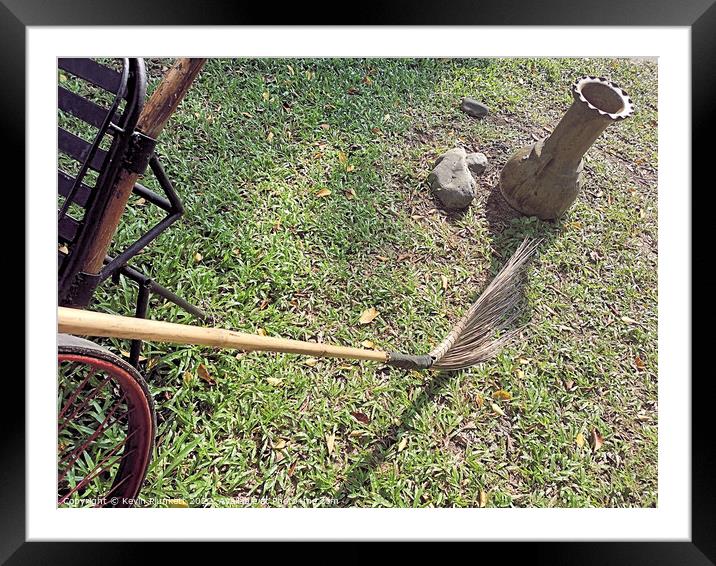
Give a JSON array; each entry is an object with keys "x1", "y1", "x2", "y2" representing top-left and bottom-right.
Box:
[{"x1": 500, "y1": 76, "x2": 634, "y2": 220}]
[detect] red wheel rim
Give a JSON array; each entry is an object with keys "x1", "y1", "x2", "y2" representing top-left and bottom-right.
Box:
[{"x1": 57, "y1": 353, "x2": 154, "y2": 507}]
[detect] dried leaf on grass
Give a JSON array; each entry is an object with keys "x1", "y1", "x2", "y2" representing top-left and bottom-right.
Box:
[
  {"x1": 351, "y1": 411, "x2": 371, "y2": 424},
  {"x1": 197, "y1": 363, "x2": 215, "y2": 385},
  {"x1": 492, "y1": 389, "x2": 512, "y2": 401},
  {"x1": 479, "y1": 490, "x2": 488, "y2": 508},
  {"x1": 491, "y1": 403, "x2": 505, "y2": 416},
  {"x1": 358, "y1": 307, "x2": 379, "y2": 325}
]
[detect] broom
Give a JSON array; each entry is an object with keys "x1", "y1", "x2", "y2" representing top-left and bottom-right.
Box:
[{"x1": 58, "y1": 239, "x2": 539, "y2": 372}]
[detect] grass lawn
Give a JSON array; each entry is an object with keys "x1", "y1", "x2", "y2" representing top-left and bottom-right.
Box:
[{"x1": 76, "y1": 57, "x2": 658, "y2": 507}]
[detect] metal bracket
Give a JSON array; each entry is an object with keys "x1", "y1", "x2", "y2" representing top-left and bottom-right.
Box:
[{"x1": 124, "y1": 131, "x2": 158, "y2": 174}]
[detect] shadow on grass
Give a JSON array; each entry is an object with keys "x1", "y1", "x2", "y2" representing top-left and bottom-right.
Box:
[
  {"x1": 334, "y1": 183, "x2": 564, "y2": 506},
  {"x1": 334, "y1": 370, "x2": 453, "y2": 505}
]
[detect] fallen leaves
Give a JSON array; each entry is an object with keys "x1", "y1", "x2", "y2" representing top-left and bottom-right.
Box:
[
  {"x1": 266, "y1": 377, "x2": 283, "y2": 387},
  {"x1": 479, "y1": 490, "x2": 488, "y2": 508},
  {"x1": 197, "y1": 363, "x2": 215, "y2": 385},
  {"x1": 440, "y1": 274, "x2": 449, "y2": 291},
  {"x1": 397, "y1": 436, "x2": 408, "y2": 452},
  {"x1": 315, "y1": 188, "x2": 332, "y2": 198},
  {"x1": 634, "y1": 355, "x2": 646, "y2": 371},
  {"x1": 325, "y1": 433, "x2": 335, "y2": 455},
  {"x1": 358, "y1": 307, "x2": 379, "y2": 325},
  {"x1": 490, "y1": 403, "x2": 505, "y2": 416},
  {"x1": 576, "y1": 432, "x2": 586, "y2": 448},
  {"x1": 193, "y1": 252, "x2": 203, "y2": 263},
  {"x1": 589, "y1": 429, "x2": 604, "y2": 452},
  {"x1": 361, "y1": 340, "x2": 375, "y2": 349},
  {"x1": 351, "y1": 411, "x2": 371, "y2": 424},
  {"x1": 492, "y1": 389, "x2": 512, "y2": 401}
]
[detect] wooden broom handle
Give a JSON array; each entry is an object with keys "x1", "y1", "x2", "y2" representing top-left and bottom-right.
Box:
[
  {"x1": 58, "y1": 307, "x2": 389, "y2": 363},
  {"x1": 82, "y1": 58, "x2": 207, "y2": 274}
]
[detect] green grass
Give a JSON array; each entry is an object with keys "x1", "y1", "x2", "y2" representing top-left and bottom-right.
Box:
[{"x1": 64, "y1": 57, "x2": 658, "y2": 508}]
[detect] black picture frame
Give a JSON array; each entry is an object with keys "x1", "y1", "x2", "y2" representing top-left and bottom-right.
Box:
[{"x1": 9, "y1": 0, "x2": 709, "y2": 562}]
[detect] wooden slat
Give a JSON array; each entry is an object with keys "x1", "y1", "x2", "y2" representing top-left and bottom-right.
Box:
[
  {"x1": 58, "y1": 216, "x2": 80, "y2": 243},
  {"x1": 57, "y1": 128, "x2": 107, "y2": 171},
  {"x1": 58, "y1": 171, "x2": 93, "y2": 208},
  {"x1": 58, "y1": 58, "x2": 122, "y2": 94},
  {"x1": 58, "y1": 86, "x2": 116, "y2": 129}
]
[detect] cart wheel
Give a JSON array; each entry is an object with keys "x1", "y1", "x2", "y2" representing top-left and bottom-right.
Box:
[{"x1": 57, "y1": 334, "x2": 155, "y2": 508}]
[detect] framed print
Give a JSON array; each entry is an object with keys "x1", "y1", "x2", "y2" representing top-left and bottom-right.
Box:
[{"x1": 8, "y1": 0, "x2": 710, "y2": 561}]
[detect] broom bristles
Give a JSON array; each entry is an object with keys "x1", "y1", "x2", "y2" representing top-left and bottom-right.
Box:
[{"x1": 428, "y1": 238, "x2": 540, "y2": 371}]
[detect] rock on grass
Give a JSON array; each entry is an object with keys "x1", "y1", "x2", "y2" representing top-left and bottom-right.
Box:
[
  {"x1": 460, "y1": 97, "x2": 489, "y2": 118},
  {"x1": 428, "y1": 148, "x2": 475, "y2": 210},
  {"x1": 466, "y1": 152, "x2": 488, "y2": 176}
]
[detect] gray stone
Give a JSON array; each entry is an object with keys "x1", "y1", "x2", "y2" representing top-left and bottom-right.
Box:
[
  {"x1": 460, "y1": 97, "x2": 489, "y2": 118},
  {"x1": 465, "y1": 152, "x2": 488, "y2": 176},
  {"x1": 428, "y1": 148, "x2": 475, "y2": 210}
]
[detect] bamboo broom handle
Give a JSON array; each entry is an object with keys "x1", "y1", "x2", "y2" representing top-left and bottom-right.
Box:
[
  {"x1": 82, "y1": 58, "x2": 207, "y2": 274},
  {"x1": 58, "y1": 307, "x2": 389, "y2": 363}
]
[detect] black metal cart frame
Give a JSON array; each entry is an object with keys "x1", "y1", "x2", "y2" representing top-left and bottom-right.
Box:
[{"x1": 57, "y1": 57, "x2": 206, "y2": 366}]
